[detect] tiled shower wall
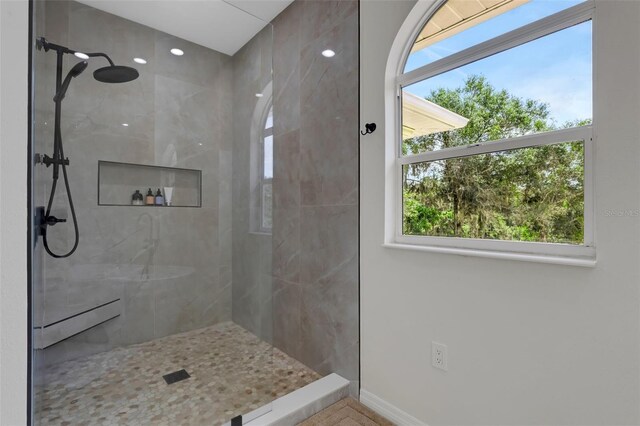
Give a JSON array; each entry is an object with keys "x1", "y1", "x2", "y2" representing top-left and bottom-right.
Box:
[
  {"x1": 36, "y1": 0, "x2": 359, "y2": 395},
  {"x1": 34, "y1": 1, "x2": 234, "y2": 365},
  {"x1": 231, "y1": 25, "x2": 274, "y2": 342},
  {"x1": 242, "y1": 0, "x2": 360, "y2": 391}
]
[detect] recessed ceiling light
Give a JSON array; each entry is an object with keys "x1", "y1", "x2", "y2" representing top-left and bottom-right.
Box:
[
  {"x1": 122, "y1": 123, "x2": 129, "y2": 127},
  {"x1": 74, "y1": 52, "x2": 89, "y2": 60},
  {"x1": 255, "y1": 93, "x2": 263, "y2": 98},
  {"x1": 170, "y1": 48, "x2": 184, "y2": 56},
  {"x1": 322, "y1": 49, "x2": 335, "y2": 58},
  {"x1": 133, "y1": 57, "x2": 147, "y2": 64},
  {"x1": 198, "y1": 142, "x2": 203, "y2": 146}
]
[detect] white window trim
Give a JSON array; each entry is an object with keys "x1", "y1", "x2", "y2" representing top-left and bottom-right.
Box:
[
  {"x1": 260, "y1": 121, "x2": 273, "y2": 233},
  {"x1": 250, "y1": 81, "x2": 273, "y2": 235},
  {"x1": 398, "y1": 1, "x2": 595, "y2": 88},
  {"x1": 385, "y1": 0, "x2": 596, "y2": 265}
]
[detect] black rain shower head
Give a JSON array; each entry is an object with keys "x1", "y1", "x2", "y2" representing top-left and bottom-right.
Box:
[
  {"x1": 38, "y1": 37, "x2": 140, "y2": 84},
  {"x1": 54, "y1": 61, "x2": 88, "y2": 102},
  {"x1": 93, "y1": 65, "x2": 139, "y2": 83}
]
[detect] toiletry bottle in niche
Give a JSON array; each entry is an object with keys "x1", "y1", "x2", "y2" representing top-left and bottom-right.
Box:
[
  {"x1": 155, "y1": 189, "x2": 164, "y2": 206},
  {"x1": 132, "y1": 190, "x2": 143, "y2": 206},
  {"x1": 146, "y1": 188, "x2": 155, "y2": 205},
  {"x1": 163, "y1": 187, "x2": 174, "y2": 206}
]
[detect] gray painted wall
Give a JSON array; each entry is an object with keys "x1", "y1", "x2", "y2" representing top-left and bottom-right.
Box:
[
  {"x1": 360, "y1": 0, "x2": 640, "y2": 424},
  {"x1": 0, "y1": 0, "x2": 29, "y2": 423}
]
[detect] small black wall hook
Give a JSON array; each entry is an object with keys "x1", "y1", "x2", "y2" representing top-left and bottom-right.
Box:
[{"x1": 361, "y1": 122, "x2": 377, "y2": 135}]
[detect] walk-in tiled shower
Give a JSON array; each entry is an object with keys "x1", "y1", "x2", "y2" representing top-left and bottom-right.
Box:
[{"x1": 30, "y1": 1, "x2": 358, "y2": 424}]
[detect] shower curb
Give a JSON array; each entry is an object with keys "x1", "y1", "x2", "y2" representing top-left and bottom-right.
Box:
[{"x1": 228, "y1": 373, "x2": 350, "y2": 426}]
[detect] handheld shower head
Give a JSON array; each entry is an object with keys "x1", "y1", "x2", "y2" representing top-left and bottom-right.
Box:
[
  {"x1": 69, "y1": 60, "x2": 88, "y2": 77},
  {"x1": 53, "y1": 61, "x2": 88, "y2": 102}
]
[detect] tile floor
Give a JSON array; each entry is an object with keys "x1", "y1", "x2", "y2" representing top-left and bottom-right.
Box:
[
  {"x1": 36, "y1": 322, "x2": 321, "y2": 425},
  {"x1": 298, "y1": 398, "x2": 394, "y2": 426}
]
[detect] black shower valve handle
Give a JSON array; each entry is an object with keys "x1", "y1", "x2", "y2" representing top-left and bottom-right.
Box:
[
  {"x1": 40, "y1": 154, "x2": 70, "y2": 168},
  {"x1": 45, "y1": 215, "x2": 67, "y2": 226}
]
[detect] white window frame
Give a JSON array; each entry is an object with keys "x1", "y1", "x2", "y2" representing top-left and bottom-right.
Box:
[
  {"x1": 390, "y1": 0, "x2": 596, "y2": 262},
  {"x1": 250, "y1": 82, "x2": 273, "y2": 235},
  {"x1": 260, "y1": 110, "x2": 273, "y2": 233}
]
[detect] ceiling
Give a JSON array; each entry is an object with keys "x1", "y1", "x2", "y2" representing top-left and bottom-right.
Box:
[{"x1": 76, "y1": 0, "x2": 294, "y2": 56}]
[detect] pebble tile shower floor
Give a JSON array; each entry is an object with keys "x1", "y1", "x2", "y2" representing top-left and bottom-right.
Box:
[{"x1": 37, "y1": 322, "x2": 321, "y2": 425}]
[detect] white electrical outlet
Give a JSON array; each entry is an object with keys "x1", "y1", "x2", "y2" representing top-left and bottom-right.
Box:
[{"x1": 432, "y1": 341, "x2": 448, "y2": 371}]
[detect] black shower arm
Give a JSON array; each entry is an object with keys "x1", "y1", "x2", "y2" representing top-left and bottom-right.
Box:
[
  {"x1": 84, "y1": 52, "x2": 115, "y2": 66},
  {"x1": 38, "y1": 37, "x2": 115, "y2": 66},
  {"x1": 38, "y1": 37, "x2": 72, "y2": 54}
]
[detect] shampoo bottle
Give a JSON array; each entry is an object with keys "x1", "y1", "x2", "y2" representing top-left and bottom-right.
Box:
[
  {"x1": 132, "y1": 190, "x2": 143, "y2": 206},
  {"x1": 163, "y1": 187, "x2": 174, "y2": 206},
  {"x1": 155, "y1": 189, "x2": 164, "y2": 206},
  {"x1": 145, "y1": 188, "x2": 155, "y2": 205}
]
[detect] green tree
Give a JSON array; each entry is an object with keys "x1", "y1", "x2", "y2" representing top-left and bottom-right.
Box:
[{"x1": 403, "y1": 76, "x2": 586, "y2": 244}]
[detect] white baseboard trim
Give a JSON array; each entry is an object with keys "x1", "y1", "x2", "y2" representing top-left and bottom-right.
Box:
[{"x1": 360, "y1": 389, "x2": 427, "y2": 426}]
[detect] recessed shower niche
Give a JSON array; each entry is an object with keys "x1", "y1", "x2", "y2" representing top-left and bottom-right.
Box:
[{"x1": 97, "y1": 161, "x2": 202, "y2": 207}]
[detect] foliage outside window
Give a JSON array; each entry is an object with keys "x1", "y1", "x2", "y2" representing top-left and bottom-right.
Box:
[{"x1": 397, "y1": 0, "x2": 594, "y2": 255}]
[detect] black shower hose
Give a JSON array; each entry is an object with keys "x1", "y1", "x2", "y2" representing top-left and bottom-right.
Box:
[{"x1": 42, "y1": 95, "x2": 79, "y2": 258}]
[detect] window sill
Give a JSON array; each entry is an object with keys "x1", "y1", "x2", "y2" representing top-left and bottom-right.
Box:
[{"x1": 382, "y1": 242, "x2": 596, "y2": 267}]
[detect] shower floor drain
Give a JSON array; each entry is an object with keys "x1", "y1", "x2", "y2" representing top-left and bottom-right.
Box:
[{"x1": 162, "y1": 369, "x2": 190, "y2": 385}]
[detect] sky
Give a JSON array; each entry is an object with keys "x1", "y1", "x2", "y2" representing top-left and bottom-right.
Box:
[{"x1": 403, "y1": 0, "x2": 592, "y2": 125}]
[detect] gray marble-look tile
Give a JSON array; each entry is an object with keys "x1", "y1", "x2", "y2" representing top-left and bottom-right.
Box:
[
  {"x1": 300, "y1": 0, "x2": 359, "y2": 50},
  {"x1": 259, "y1": 272, "x2": 274, "y2": 345},
  {"x1": 42, "y1": 314, "x2": 124, "y2": 367},
  {"x1": 37, "y1": 0, "x2": 235, "y2": 367},
  {"x1": 297, "y1": 205, "x2": 358, "y2": 381},
  {"x1": 273, "y1": 1, "x2": 302, "y2": 137},
  {"x1": 273, "y1": 129, "x2": 301, "y2": 210},
  {"x1": 256, "y1": 0, "x2": 360, "y2": 394},
  {"x1": 219, "y1": 150, "x2": 233, "y2": 267},
  {"x1": 153, "y1": 273, "x2": 201, "y2": 337},
  {"x1": 231, "y1": 20, "x2": 274, "y2": 345},
  {"x1": 299, "y1": 11, "x2": 359, "y2": 207},
  {"x1": 154, "y1": 74, "x2": 221, "y2": 168},
  {"x1": 273, "y1": 279, "x2": 302, "y2": 360},
  {"x1": 122, "y1": 280, "x2": 155, "y2": 345},
  {"x1": 155, "y1": 31, "x2": 229, "y2": 89},
  {"x1": 300, "y1": 274, "x2": 359, "y2": 379},
  {"x1": 272, "y1": 207, "x2": 301, "y2": 282},
  {"x1": 299, "y1": 205, "x2": 358, "y2": 285},
  {"x1": 41, "y1": 1, "x2": 70, "y2": 45}
]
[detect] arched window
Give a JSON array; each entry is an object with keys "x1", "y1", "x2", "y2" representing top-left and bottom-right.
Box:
[
  {"x1": 260, "y1": 106, "x2": 273, "y2": 231},
  {"x1": 391, "y1": 0, "x2": 595, "y2": 259},
  {"x1": 250, "y1": 82, "x2": 273, "y2": 234}
]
